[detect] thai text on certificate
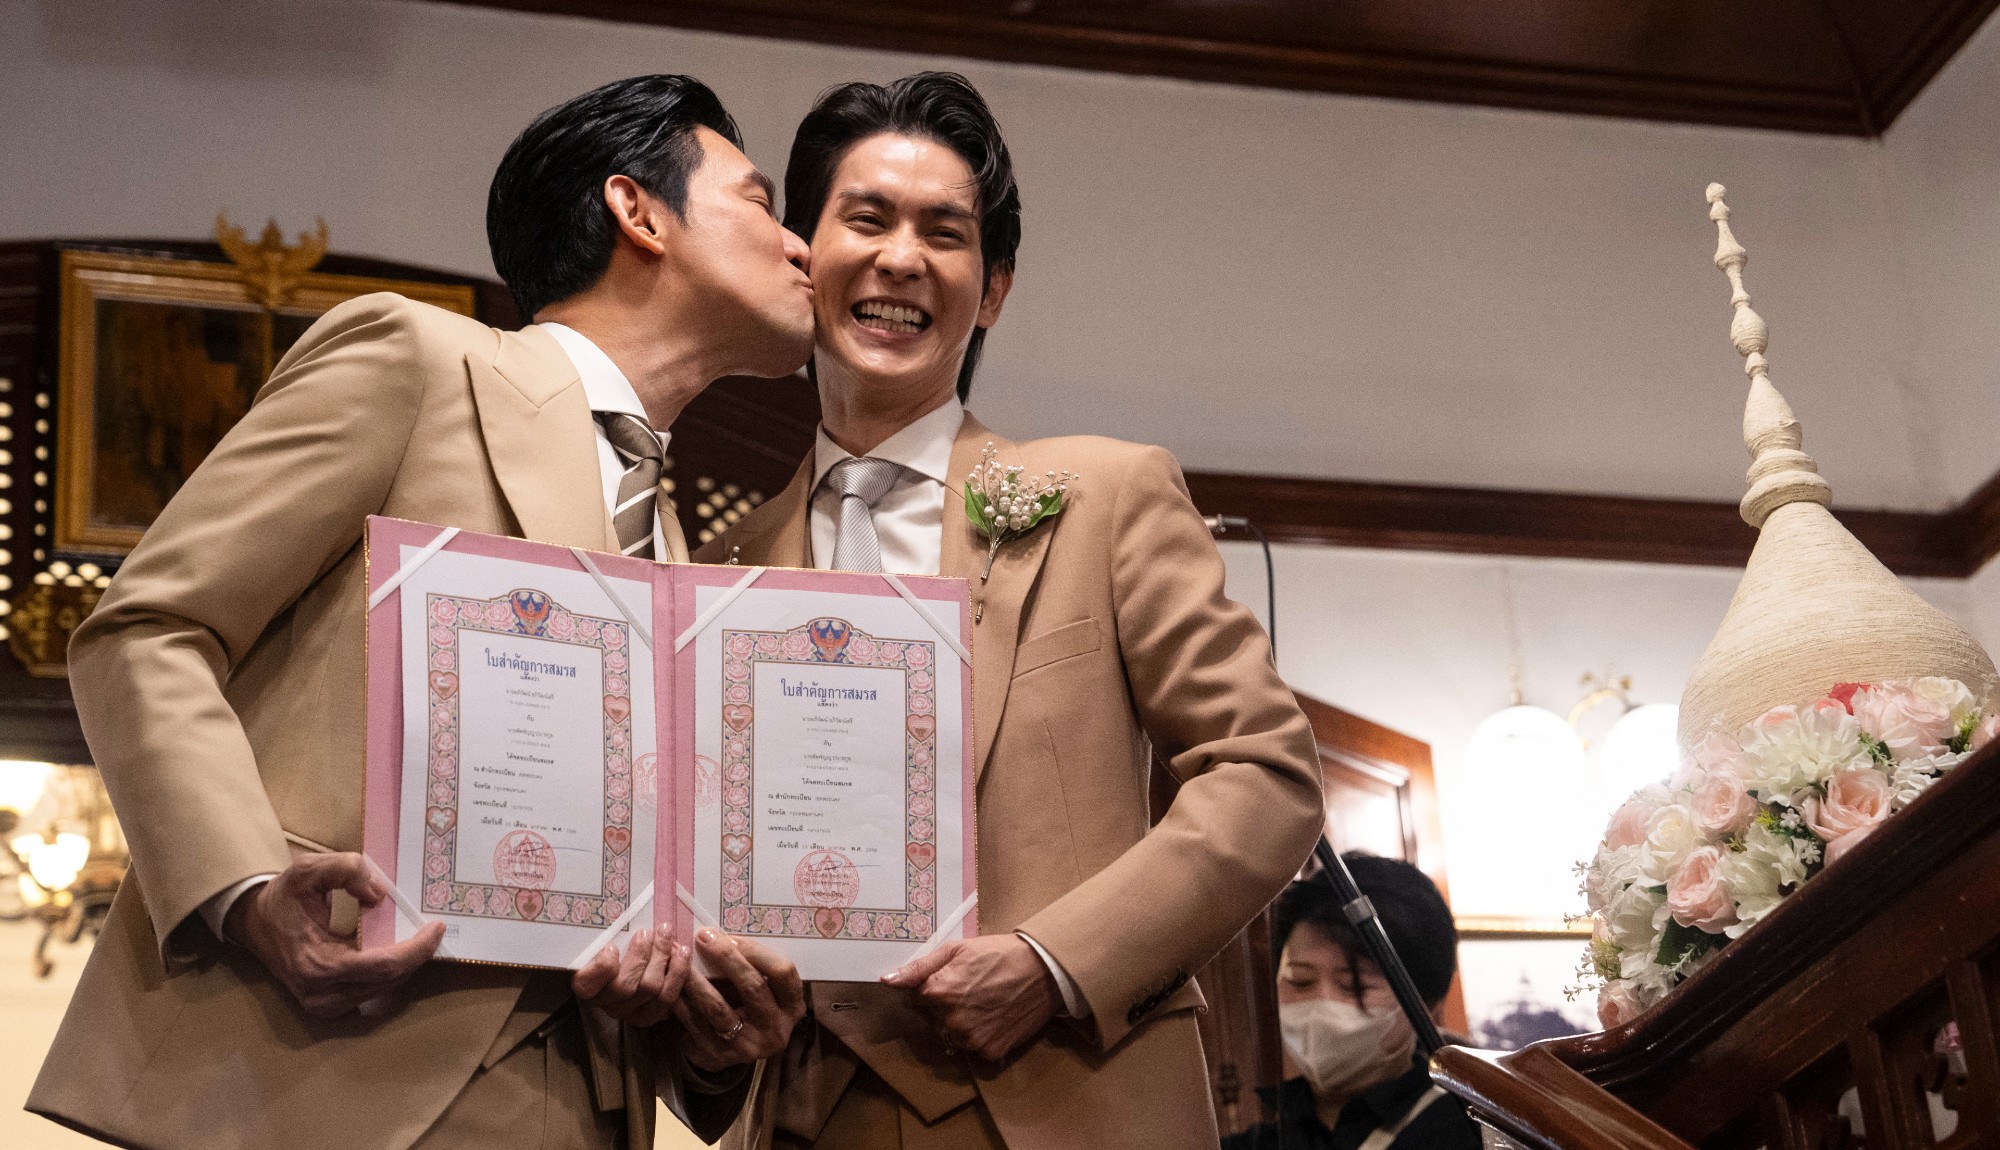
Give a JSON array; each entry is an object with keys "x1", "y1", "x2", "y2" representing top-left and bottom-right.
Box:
[{"x1": 716, "y1": 620, "x2": 943, "y2": 944}]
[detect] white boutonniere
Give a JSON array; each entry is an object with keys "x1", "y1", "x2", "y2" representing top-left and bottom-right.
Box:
[{"x1": 964, "y1": 442, "x2": 1077, "y2": 582}]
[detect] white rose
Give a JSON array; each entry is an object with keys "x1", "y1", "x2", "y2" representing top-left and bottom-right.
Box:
[
  {"x1": 1909, "y1": 677, "x2": 1979, "y2": 728},
  {"x1": 1640, "y1": 803, "x2": 1703, "y2": 883}
]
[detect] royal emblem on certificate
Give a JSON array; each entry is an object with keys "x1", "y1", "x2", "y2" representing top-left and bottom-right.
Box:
[{"x1": 361, "y1": 518, "x2": 976, "y2": 978}]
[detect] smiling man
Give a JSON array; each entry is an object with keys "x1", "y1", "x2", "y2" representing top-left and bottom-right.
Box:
[
  {"x1": 698, "y1": 73, "x2": 1324, "y2": 1150},
  {"x1": 34, "y1": 76, "x2": 810, "y2": 1150}
]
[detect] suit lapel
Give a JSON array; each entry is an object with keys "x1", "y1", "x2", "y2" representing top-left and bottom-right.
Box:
[
  {"x1": 730, "y1": 457, "x2": 814, "y2": 569},
  {"x1": 467, "y1": 326, "x2": 614, "y2": 551},
  {"x1": 941, "y1": 414, "x2": 1054, "y2": 779}
]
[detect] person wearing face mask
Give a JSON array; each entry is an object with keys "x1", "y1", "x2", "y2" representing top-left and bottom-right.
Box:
[{"x1": 1223, "y1": 856, "x2": 1482, "y2": 1150}]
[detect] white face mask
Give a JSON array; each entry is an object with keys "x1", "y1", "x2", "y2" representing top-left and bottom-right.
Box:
[{"x1": 1278, "y1": 998, "x2": 1417, "y2": 1098}]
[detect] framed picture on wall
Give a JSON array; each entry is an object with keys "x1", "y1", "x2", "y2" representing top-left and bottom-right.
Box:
[
  {"x1": 1454, "y1": 916, "x2": 1597, "y2": 1049},
  {"x1": 54, "y1": 248, "x2": 476, "y2": 555}
]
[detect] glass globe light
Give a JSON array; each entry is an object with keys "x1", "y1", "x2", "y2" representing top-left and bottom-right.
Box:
[
  {"x1": 1457, "y1": 705, "x2": 1592, "y2": 919},
  {"x1": 0, "y1": 759, "x2": 51, "y2": 814},
  {"x1": 15, "y1": 831, "x2": 90, "y2": 892},
  {"x1": 1598, "y1": 703, "x2": 1682, "y2": 809}
]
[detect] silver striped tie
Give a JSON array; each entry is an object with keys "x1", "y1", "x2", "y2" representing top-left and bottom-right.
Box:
[
  {"x1": 598, "y1": 411, "x2": 664, "y2": 560},
  {"x1": 824, "y1": 457, "x2": 904, "y2": 572}
]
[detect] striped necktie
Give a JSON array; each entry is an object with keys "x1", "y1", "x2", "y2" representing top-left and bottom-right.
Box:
[
  {"x1": 823, "y1": 457, "x2": 904, "y2": 572},
  {"x1": 597, "y1": 411, "x2": 665, "y2": 559}
]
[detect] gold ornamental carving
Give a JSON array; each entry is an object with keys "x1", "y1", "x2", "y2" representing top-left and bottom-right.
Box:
[
  {"x1": 8, "y1": 582, "x2": 104, "y2": 679},
  {"x1": 214, "y1": 213, "x2": 330, "y2": 310}
]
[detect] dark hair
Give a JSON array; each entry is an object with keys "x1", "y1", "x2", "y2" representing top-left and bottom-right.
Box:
[
  {"x1": 487, "y1": 75, "x2": 742, "y2": 318},
  {"x1": 1272, "y1": 854, "x2": 1459, "y2": 1007},
  {"x1": 783, "y1": 72, "x2": 1022, "y2": 402}
]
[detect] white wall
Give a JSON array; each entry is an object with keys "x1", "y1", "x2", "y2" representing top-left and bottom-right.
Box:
[{"x1": 4, "y1": 0, "x2": 1997, "y2": 511}]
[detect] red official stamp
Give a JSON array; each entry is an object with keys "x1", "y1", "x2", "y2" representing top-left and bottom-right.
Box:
[
  {"x1": 794, "y1": 850, "x2": 859, "y2": 909},
  {"x1": 494, "y1": 830, "x2": 556, "y2": 890}
]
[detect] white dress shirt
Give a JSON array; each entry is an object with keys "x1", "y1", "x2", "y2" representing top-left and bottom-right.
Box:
[
  {"x1": 807, "y1": 398, "x2": 1090, "y2": 1019},
  {"x1": 198, "y1": 322, "x2": 671, "y2": 941}
]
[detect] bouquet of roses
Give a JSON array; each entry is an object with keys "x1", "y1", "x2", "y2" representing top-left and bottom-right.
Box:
[{"x1": 1580, "y1": 677, "x2": 1997, "y2": 1028}]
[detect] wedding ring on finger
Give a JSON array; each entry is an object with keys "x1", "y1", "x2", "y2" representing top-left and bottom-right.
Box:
[{"x1": 716, "y1": 1018, "x2": 745, "y2": 1041}]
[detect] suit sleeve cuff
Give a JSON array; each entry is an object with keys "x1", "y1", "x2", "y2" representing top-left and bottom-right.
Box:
[
  {"x1": 1016, "y1": 930, "x2": 1091, "y2": 1019},
  {"x1": 197, "y1": 874, "x2": 276, "y2": 942}
]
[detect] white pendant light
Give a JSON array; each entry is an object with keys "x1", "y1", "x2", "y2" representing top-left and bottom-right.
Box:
[{"x1": 1598, "y1": 702, "x2": 1682, "y2": 806}]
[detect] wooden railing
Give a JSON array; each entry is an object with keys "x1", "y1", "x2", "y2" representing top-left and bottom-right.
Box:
[{"x1": 1432, "y1": 740, "x2": 2000, "y2": 1149}]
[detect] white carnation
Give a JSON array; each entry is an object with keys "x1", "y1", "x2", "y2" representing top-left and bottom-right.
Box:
[
  {"x1": 1736, "y1": 701, "x2": 1869, "y2": 799},
  {"x1": 1583, "y1": 844, "x2": 1644, "y2": 913},
  {"x1": 1887, "y1": 752, "x2": 1961, "y2": 809}
]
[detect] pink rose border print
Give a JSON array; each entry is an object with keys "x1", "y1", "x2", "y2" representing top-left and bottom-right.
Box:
[
  {"x1": 422, "y1": 588, "x2": 636, "y2": 928},
  {"x1": 716, "y1": 617, "x2": 940, "y2": 942}
]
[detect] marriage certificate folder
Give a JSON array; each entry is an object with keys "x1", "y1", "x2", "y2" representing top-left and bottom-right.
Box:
[{"x1": 360, "y1": 516, "x2": 976, "y2": 980}]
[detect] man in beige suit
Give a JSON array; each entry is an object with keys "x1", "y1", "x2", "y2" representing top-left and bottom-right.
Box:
[
  {"x1": 32, "y1": 76, "x2": 812, "y2": 1150},
  {"x1": 698, "y1": 74, "x2": 1325, "y2": 1149}
]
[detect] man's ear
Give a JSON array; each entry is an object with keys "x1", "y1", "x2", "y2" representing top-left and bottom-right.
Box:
[
  {"x1": 603, "y1": 175, "x2": 671, "y2": 258},
  {"x1": 975, "y1": 264, "x2": 1014, "y2": 329}
]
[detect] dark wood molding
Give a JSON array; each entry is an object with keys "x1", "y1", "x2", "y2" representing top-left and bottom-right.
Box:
[
  {"x1": 437, "y1": 0, "x2": 2000, "y2": 136},
  {"x1": 1182, "y1": 469, "x2": 1999, "y2": 579},
  {"x1": 675, "y1": 371, "x2": 2000, "y2": 577}
]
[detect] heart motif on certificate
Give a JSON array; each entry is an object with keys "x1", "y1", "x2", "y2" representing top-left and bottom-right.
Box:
[
  {"x1": 604, "y1": 826, "x2": 632, "y2": 854},
  {"x1": 723, "y1": 705, "x2": 753, "y2": 732},
  {"x1": 429, "y1": 671, "x2": 458, "y2": 699},
  {"x1": 604, "y1": 695, "x2": 631, "y2": 723},
  {"x1": 721, "y1": 833, "x2": 752, "y2": 861},
  {"x1": 814, "y1": 908, "x2": 845, "y2": 938},
  {"x1": 514, "y1": 889, "x2": 544, "y2": 920},
  {"x1": 906, "y1": 841, "x2": 936, "y2": 869},
  {"x1": 906, "y1": 715, "x2": 936, "y2": 742},
  {"x1": 426, "y1": 806, "x2": 456, "y2": 835}
]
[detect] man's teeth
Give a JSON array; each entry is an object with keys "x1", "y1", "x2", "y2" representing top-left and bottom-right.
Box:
[{"x1": 854, "y1": 302, "x2": 929, "y2": 333}]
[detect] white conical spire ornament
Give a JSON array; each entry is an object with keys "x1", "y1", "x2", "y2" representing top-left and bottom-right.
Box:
[{"x1": 1676, "y1": 185, "x2": 1998, "y2": 748}]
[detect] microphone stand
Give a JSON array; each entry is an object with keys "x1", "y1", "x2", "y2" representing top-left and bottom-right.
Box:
[
  {"x1": 1309, "y1": 836, "x2": 1447, "y2": 1058},
  {"x1": 1204, "y1": 513, "x2": 1448, "y2": 1062}
]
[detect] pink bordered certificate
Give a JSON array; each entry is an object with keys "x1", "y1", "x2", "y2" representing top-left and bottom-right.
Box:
[
  {"x1": 362, "y1": 516, "x2": 661, "y2": 969},
  {"x1": 665, "y1": 565, "x2": 976, "y2": 982}
]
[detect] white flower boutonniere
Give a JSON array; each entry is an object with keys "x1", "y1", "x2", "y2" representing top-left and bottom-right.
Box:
[{"x1": 964, "y1": 442, "x2": 1077, "y2": 581}]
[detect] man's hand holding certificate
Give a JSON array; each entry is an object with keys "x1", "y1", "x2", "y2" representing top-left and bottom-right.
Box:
[{"x1": 360, "y1": 516, "x2": 977, "y2": 982}]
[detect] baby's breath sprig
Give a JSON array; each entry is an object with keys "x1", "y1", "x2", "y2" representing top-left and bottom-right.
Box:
[{"x1": 964, "y1": 443, "x2": 1077, "y2": 581}]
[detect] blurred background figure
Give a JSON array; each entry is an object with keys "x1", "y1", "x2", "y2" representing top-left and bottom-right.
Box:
[{"x1": 1224, "y1": 856, "x2": 1480, "y2": 1150}]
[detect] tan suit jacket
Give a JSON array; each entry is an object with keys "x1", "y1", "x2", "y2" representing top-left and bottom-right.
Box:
[
  {"x1": 696, "y1": 414, "x2": 1324, "y2": 1149},
  {"x1": 29, "y1": 294, "x2": 737, "y2": 1150}
]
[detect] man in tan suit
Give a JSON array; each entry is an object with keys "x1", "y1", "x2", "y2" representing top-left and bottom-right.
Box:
[
  {"x1": 698, "y1": 74, "x2": 1325, "y2": 1149},
  {"x1": 32, "y1": 76, "x2": 813, "y2": 1150}
]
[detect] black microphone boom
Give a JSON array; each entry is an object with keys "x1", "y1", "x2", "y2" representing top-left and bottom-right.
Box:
[{"x1": 1311, "y1": 836, "x2": 1448, "y2": 1058}]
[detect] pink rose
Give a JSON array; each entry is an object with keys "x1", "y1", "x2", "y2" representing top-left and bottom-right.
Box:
[
  {"x1": 1803, "y1": 768, "x2": 1893, "y2": 864},
  {"x1": 1679, "y1": 732, "x2": 1742, "y2": 789},
  {"x1": 1597, "y1": 983, "x2": 1646, "y2": 1030},
  {"x1": 1665, "y1": 845, "x2": 1737, "y2": 933},
  {"x1": 1972, "y1": 713, "x2": 2000, "y2": 753},
  {"x1": 1604, "y1": 796, "x2": 1655, "y2": 850},
  {"x1": 1850, "y1": 684, "x2": 1954, "y2": 758},
  {"x1": 1689, "y1": 768, "x2": 1756, "y2": 837}
]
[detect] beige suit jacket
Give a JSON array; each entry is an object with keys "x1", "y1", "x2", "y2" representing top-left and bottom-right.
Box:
[
  {"x1": 29, "y1": 294, "x2": 735, "y2": 1150},
  {"x1": 696, "y1": 414, "x2": 1324, "y2": 1148}
]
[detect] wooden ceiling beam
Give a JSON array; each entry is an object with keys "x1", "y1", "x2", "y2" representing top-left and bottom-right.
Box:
[{"x1": 434, "y1": 0, "x2": 1998, "y2": 136}]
